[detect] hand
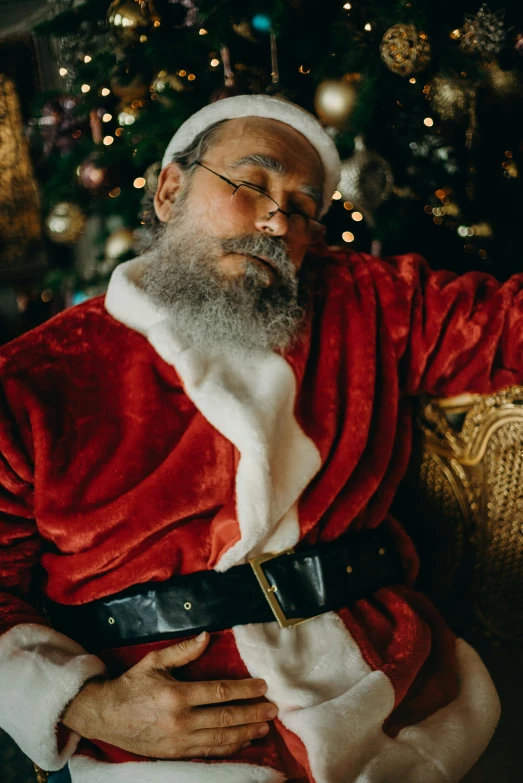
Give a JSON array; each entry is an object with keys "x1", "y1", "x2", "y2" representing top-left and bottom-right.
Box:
[{"x1": 61, "y1": 632, "x2": 276, "y2": 759}]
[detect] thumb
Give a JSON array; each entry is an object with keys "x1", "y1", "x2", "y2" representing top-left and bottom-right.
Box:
[{"x1": 153, "y1": 632, "x2": 210, "y2": 670}]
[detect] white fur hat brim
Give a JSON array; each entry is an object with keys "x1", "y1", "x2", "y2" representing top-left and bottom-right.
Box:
[{"x1": 161, "y1": 95, "x2": 340, "y2": 217}]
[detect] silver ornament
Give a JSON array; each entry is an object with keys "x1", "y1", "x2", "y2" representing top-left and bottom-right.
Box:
[
  {"x1": 460, "y1": 4, "x2": 506, "y2": 57},
  {"x1": 338, "y1": 137, "x2": 394, "y2": 221}
]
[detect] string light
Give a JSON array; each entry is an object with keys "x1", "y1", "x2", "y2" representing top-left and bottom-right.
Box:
[
  {"x1": 409, "y1": 142, "x2": 417, "y2": 149},
  {"x1": 343, "y1": 201, "x2": 354, "y2": 210},
  {"x1": 59, "y1": 67, "x2": 68, "y2": 76},
  {"x1": 102, "y1": 113, "x2": 112, "y2": 122},
  {"x1": 41, "y1": 289, "x2": 53, "y2": 303},
  {"x1": 409, "y1": 78, "x2": 416, "y2": 84},
  {"x1": 178, "y1": 69, "x2": 187, "y2": 77},
  {"x1": 343, "y1": 2, "x2": 352, "y2": 8},
  {"x1": 199, "y1": 28, "x2": 208, "y2": 35},
  {"x1": 101, "y1": 87, "x2": 110, "y2": 96},
  {"x1": 450, "y1": 29, "x2": 461, "y2": 39},
  {"x1": 352, "y1": 211, "x2": 363, "y2": 222},
  {"x1": 479, "y1": 249, "x2": 488, "y2": 259},
  {"x1": 210, "y1": 58, "x2": 220, "y2": 67},
  {"x1": 140, "y1": 35, "x2": 148, "y2": 42},
  {"x1": 188, "y1": 74, "x2": 196, "y2": 81},
  {"x1": 81, "y1": 84, "x2": 91, "y2": 93},
  {"x1": 109, "y1": 187, "x2": 121, "y2": 198},
  {"x1": 115, "y1": 128, "x2": 124, "y2": 136},
  {"x1": 84, "y1": 55, "x2": 92, "y2": 63},
  {"x1": 342, "y1": 231, "x2": 355, "y2": 242},
  {"x1": 423, "y1": 117, "x2": 434, "y2": 127},
  {"x1": 457, "y1": 225, "x2": 469, "y2": 237},
  {"x1": 364, "y1": 23, "x2": 372, "y2": 31},
  {"x1": 332, "y1": 191, "x2": 342, "y2": 200},
  {"x1": 153, "y1": 19, "x2": 160, "y2": 27},
  {"x1": 298, "y1": 65, "x2": 311, "y2": 74},
  {"x1": 133, "y1": 177, "x2": 146, "y2": 188},
  {"x1": 103, "y1": 135, "x2": 114, "y2": 146}
]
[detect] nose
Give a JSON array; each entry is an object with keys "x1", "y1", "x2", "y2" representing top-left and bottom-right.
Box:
[{"x1": 254, "y1": 205, "x2": 290, "y2": 237}]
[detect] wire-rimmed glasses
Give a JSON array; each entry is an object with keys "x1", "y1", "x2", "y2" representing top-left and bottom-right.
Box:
[{"x1": 193, "y1": 161, "x2": 326, "y2": 245}]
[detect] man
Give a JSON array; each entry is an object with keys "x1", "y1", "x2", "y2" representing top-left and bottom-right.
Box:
[{"x1": 0, "y1": 94, "x2": 517, "y2": 783}]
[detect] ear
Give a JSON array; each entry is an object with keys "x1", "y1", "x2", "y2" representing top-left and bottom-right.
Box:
[{"x1": 154, "y1": 162, "x2": 185, "y2": 223}]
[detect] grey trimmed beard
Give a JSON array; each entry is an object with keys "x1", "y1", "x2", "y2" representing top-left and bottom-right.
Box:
[{"x1": 140, "y1": 202, "x2": 308, "y2": 353}]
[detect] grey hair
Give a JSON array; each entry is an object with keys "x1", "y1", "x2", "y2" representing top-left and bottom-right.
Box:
[{"x1": 138, "y1": 119, "x2": 228, "y2": 250}]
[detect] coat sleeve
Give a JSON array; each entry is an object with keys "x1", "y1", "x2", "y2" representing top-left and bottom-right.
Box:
[
  {"x1": 368, "y1": 252, "x2": 523, "y2": 397},
  {"x1": 0, "y1": 376, "x2": 106, "y2": 771}
]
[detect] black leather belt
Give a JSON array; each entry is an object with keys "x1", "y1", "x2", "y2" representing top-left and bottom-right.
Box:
[{"x1": 45, "y1": 528, "x2": 404, "y2": 651}]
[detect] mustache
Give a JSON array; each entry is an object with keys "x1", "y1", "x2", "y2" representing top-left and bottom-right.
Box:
[{"x1": 219, "y1": 234, "x2": 295, "y2": 278}]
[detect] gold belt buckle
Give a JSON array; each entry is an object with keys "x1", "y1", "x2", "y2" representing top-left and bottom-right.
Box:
[{"x1": 249, "y1": 549, "x2": 321, "y2": 630}]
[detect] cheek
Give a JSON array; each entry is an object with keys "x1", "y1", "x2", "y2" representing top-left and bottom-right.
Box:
[{"x1": 191, "y1": 190, "x2": 251, "y2": 237}]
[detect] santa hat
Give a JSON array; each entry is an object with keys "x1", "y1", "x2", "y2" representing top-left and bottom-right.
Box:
[{"x1": 161, "y1": 95, "x2": 340, "y2": 217}]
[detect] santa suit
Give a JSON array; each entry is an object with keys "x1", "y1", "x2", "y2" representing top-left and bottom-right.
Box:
[{"x1": 0, "y1": 248, "x2": 519, "y2": 783}]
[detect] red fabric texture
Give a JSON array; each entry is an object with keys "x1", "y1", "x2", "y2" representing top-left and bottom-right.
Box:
[{"x1": 1, "y1": 250, "x2": 522, "y2": 773}]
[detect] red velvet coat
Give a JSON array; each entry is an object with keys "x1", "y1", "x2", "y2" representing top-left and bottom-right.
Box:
[{"x1": 0, "y1": 249, "x2": 520, "y2": 783}]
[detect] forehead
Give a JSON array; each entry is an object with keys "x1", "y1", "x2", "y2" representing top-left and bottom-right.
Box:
[{"x1": 209, "y1": 117, "x2": 324, "y2": 187}]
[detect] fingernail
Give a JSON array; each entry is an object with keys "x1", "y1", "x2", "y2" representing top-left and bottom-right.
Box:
[
  {"x1": 195, "y1": 632, "x2": 207, "y2": 642},
  {"x1": 240, "y1": 742, "x2": 251, "y2": 749},
  {"x1": 267, "y1": 705, "x2": 278, "y2": 719},
  {"x1": 258, "y1": 724, "x2": 270, "y2": 736}
]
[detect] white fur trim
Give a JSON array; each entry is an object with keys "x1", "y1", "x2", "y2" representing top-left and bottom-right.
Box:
[
  {"x1": 0, "y1": 623, "x2": 107, "y2": 771},
  {"x1": 69, "y1": 755, "x2": 285, "y2": 783},
  {"x1": 235, "y1": 619, "x2": 499, "y2": 783},
  {"x1": 147, "y1": 319, "x2": 322, "y2": 570},
  {"x1": 105, "y1": 258, "x2": 162, "y2": 336},
  {"x1": 160, "y1": 95, "x2": 340, "y2": 217}
]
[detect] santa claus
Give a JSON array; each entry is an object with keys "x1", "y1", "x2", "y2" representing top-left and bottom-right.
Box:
[{"x1": 0, "y1": 95, "x2": 517, "y2": 783}]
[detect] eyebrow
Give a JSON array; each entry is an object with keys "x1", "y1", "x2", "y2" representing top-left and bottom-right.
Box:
[{"x1": 229, "y1": 153, "x2": 322, "y2": 211}]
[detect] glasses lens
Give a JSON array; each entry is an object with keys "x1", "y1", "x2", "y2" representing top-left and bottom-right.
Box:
[{"x1": 232, "y1": 185, "x2": 324, "y2": 243}]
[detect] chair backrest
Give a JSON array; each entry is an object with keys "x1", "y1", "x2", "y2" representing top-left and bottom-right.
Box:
[{"x1": 394, "y1": 386, "x2": 523, "y2": 643}]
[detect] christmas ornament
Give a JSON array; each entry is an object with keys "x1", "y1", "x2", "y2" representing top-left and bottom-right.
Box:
[
  {"x1": 107, "y1": 0, "x2": 160, "y2": 41},
  {"x1": 45, "y1": 203, "x2": 86, "y2": 244},
  {"x1": 78, "y1": 154, "x2": 110, "y2": 193},
  {"x1": 460, "y1": 4, "x2": 506, "y2": 58},
  {"x1": 233, "y1": 15, "x2": 272, "y2": 43},
  {"x1": 338, "y1": 137, "x2": 394, "y2": 223},
  {"x1": 314, "y1": 78, "x2": 358, "y2": 128},
  {"x1": 151, "y1": 71, "x2": 184, "y2": 104},
  {"x1": 425, "y1": 76, "x2": 475, "y2": 121},
  {"x1": 380, "y1": 24, "x2": 431, "y2": 77},
  {"x1": 35, "y1": 96, "x2": 84, "y2": 158},
  {"x1": 117, "y1": 103, "x2": 142, "y2": 126},
  {"x1": 104, "y1": 227, "x2": 135, "y2": 261},
  {"x1": 111, "y1": 72, "x2": 149, "y2": 102},
  {"x1": 483, "y1": 62, "x2": 521, "y2": 101},
  {"x1": 144, "y1": 161, "x2": 161, "y2": 193}
]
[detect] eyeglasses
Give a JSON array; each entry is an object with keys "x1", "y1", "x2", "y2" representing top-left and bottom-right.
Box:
[{"x1": 192, "y1": 161, "x2": 326, "y2": 245}]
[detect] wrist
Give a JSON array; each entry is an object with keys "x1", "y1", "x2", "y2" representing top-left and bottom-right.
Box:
[{"x1": 61, "y1": 676, "x2": 108, "y2": 740}]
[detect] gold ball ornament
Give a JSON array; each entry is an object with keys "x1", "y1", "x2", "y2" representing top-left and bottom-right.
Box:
[
  {"x1": 104, "y1": 227, "x2": 136, "y2": 261},
  {"x1": 110, "y1": 73, "x2": 149, "y2": 102},
  {"x1": 45, "y1": 202, "x2": 86, "y2": 244},
  {"x1": 314, "y1": 79, "x2": 358, "y2": 129},
  {"x1": 425, "y1": 76, "x2": 474, "y2": 121},
  {"x1": 150, "y1": 71, "x2": 184, "y2": 105},
  {"x1": 107, "y1": 0, "x2": 160, "y2": 41},
  {"x1": 380, "y1": 24, "x2": 431, "y2": 77},
  {"x1": 144, "y1": 161, "x2": 161, "y2": 194}
]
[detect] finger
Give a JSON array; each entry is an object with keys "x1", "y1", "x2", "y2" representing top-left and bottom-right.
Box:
[
  {"x1": 182, "y1": 742, "x2": 251, "y2": 759},
  {"x1": 190, "y1": 722, "x2": 270, "y2": 748},
  {"x1": 189, "y1": 701, "x2": 278, "y2": 731},
  {"x1": 184, "y1": 677, "x2": 268, "y2": 706},
  {"x1": 151, "y1": 633, "x2": 210, "y2": 670}
]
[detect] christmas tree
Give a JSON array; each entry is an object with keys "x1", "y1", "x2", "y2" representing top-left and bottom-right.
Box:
[{"x1": 31, "y1": 0, "x2": 523, "y2": 303}]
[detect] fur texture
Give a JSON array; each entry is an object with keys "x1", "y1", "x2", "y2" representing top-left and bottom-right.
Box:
[{"x1": 0, "y1": 624, "x2": 106, "y2": 770}]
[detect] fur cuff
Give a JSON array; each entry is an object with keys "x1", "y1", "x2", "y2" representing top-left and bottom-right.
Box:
[
  {"x1": 0, "y1": 623, "x2": 107, "y2": 771},
  {"x1": 69, "y1": 755, "x2": 285, "y2": 783}
]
